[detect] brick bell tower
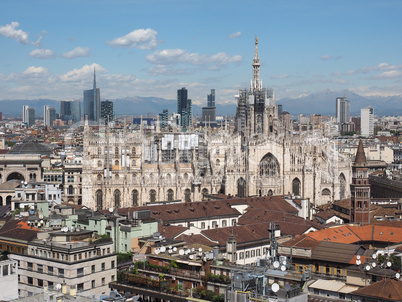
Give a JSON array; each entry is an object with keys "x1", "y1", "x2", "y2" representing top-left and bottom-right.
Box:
[{"x1": 350, "y1": 139, "x2": 371, "y2": 225}]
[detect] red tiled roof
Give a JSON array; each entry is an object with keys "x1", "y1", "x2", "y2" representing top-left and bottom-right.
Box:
[{"x1": 352, "y1": 279, "x2": 402, "y2": 301}]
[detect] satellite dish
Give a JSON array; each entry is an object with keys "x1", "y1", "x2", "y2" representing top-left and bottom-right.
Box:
[
  {"x1": 109, "y1": 208, "x2": 113, "y2": 213},
  {"x1": 173, "y1": 247, "x2": 177, "y2": 252},
  {"x1": 189, "y1": 254, "x2": 194, "y2": 260},
  {"x1": 179, "y1": 249, "x2": 184, "y2": 256},
  {"x1": 273, "y1": 261, "x2": 280, "y2": 269},
  {"x1": 186, "y1": 249, "x2": 191, "y2": 254},
  {"x1": 356, "y1": 260, "x2": 361, "y2": 265},
  {"x1": 271, "y1": 283, "x2": 280, "y2": 293},
  {"x1": 155, "y1": 249, "x2": 160, "y2": 255},
  {"x1": 168, "y1": 249, "x2": 173, "y2": 254},
  {"x1": 387, "y1": 261, "x2": 392, "y2": 267},
  {"x1": 198, "y1": 247, "x2": 202, "y2": 252},
  {"x1": 280, "y1": 265, "x2": 286, "y2": 272},
  {"x1": 191, "y1": 248, "x2": 195, "y2": 252},
  {"x1": 372, "y1": 262, "x2": 376, "y2": 268},
  {"x1": 357, "y1": 255, "x2": 361, "y2": 260},
  {"x1": 372, "y1": 253, "x2": 377, "y2": 259},
  {"x1": 365, "y1": 265, "x2": 371, "y2": 271},
  {"x1": 282, "y1": 260, "x2": 287, "y2": 266},
  {"x1": 160, "y1": 246, "x2": 166, "y2": 253},
  {"x1": 169, "y1": 245, "x2": 172, "y2": 249},
  {"x1": 56, "y1": 284, "x2": 62, "y2": 290},
  {"x1": 396, "y1": 273, "x2": 401, "y2": 279}
]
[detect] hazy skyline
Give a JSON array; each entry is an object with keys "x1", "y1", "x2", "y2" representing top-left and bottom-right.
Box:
[{"x1": 1, "y1": 0, "x2": 402, "y2": 107}]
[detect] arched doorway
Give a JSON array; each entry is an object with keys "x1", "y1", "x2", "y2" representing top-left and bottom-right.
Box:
[
  {"x1": 96, "y1": 190, "x2": 103, "y2": 209},
  {"x1": 132, "y1": 190, "x2": 138, "y2": 206},
  {"x1": 6, "y1": 195, "x2": 12, "y2": 206},
  {"x1": 292, "y1": 178, "x2": 301, "y2": 196},
  {"x1": 68, "y1": 185, "x2": 74, "y2": 195},
  {"x1": 7, "y1": 172, "x2": 25, "y2": 182},
  {"x1": 237, "y1": 178, "x2": 246, "y2": 198},
  {"x1": 268, "y1": 189, "x2": 273, "y2": 196},
  {"x1": 114, "y1": 190, "x2": 121, "y2": 208},
  {"x1": 167, "y1": 189, "x2": 174, "y2": 202}
]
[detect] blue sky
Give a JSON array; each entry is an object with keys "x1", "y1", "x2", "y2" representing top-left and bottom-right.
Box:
[{"x1": 1, "y1": 0, "x2": 402, "y2": 106}]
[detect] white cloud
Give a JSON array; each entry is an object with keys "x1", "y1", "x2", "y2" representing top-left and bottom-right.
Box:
[
  {"x1": 60, "y1": 63, "x2": 107, "y2": 82},
  {"x1": 0, "y1": 22, "x2": 29, "y2": 44},
  {"x1": 346, "y1": 62, "x2": 402, "y2": 75},
  {"x1": 229, "y1": 32, "x2": 242, "y2": 39},
  {"x1": 146, "y1": 49, "x2": 242, "y2": 66},
  {"x1": 107, "y1": 28, "x2": 158, "y2": 49},
  {"x1": 271, "y1": 73, "x2": 290, "y2": 80},
  {"x1": 22, "y1": 66, "x2": 49, "y2": 76},
  {"x1": 29, "y1": 48, "x2": 56, "y2": 59},
  {"x1": 371, "y1": 70, "x2": 402, "y2": 79},
  {"x1": 61, "y1": 47, "x2": 91, "y2": 59},
  {"x1": 320, "y1": 54, "x2": 331, "y2": 61},
  {"x1": 349, "y1": 85, "x2": 402, "y2": 97}
]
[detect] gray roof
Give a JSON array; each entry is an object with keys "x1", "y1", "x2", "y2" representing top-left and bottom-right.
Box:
[
  {"x1": 311, "y1": 241, "x2": 363, "y2": 263},
  {"x1": 10, "y1": 141, "x2": 52, "y2": 156}
]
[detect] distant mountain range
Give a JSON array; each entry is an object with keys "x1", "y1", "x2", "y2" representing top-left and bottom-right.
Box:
[{"x1": 1, "y1": 89, "x2": 401, "y2": 117}]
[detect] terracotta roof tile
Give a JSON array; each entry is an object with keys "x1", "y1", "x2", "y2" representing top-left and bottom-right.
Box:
[{"x1": 352, "y1": 279, "x2": 402, "y2": 301}]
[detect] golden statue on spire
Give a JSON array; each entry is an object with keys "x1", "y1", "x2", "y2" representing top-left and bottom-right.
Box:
[{"x1": 255, "y1": 35, "x2": 258, "y2": 45}]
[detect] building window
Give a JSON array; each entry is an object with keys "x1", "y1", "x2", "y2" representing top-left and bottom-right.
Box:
[
  {"x1": 111, "y1": 261, "x2": 115, "y2": 269},
  {"x1": 112, "y1": 275, "x2": 115, "y2": 282},
  {"x1": 212, "y1": 221, "x2": 217, "y2": 228},
  {"x1": 232, "y1": 219, "x2": 236, "y2": 226},
  {"x1": 101, "y1": 263, "x2": 105, "y2": 271},
  {"x1": 59, "y1": 268, "x2": 64, "y2": 277},
  {"x1": 222, "y1": 220, "x2": 227, "y2": 227},
  {"x1": 101, "y1": 277, "x2": 105, "y2": 286},
  {"x1": 77, "y1": 283, "x2": 84, "y2": 292},
  {"x1": 239, "y1": 252, "x2": 244, "y2": 260},
  {"x1": 27, "y1": 262, "x2": 33, "y2": 271},
  {"x1": 27, "y1": 277, "x2": 33, "y2": 285},
  {"x1": 38, "y1": 279, "x2": 43, "y2": 287},
  {"x1": 91, "y1": 265, "x2": 95, "y2": 273},
  {"x1": 48, "y1": 266, "x2": 53, "y2": 275},
  {"x1": 92, "y1": 280, "x2": 95, "y2": 288},
  {"x1": 37, "y1": 264, "x2": 43, "y2": 273},
  {"x1": 150, "y1": 189, "x2": 156, "y2": 203},
  {"x1": 245, "y1": 251, "x2": 250, "y2": 258},
  {"x1": 77, "y1": 268, "x2": 83, "y2": 277},
  {"x1": 201, "y1": 222, "x2": 205, "y2": 229}
]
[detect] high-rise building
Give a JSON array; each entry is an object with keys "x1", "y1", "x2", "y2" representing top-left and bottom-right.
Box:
[
  {"x1": 350, "y1": 140, "x2": 370, "y2": 225},
  {"x1": 277, "y1": 104, "x2": 283, "y2": 116},
  {"x1": 60, "y1": 100, "x2": 81, "y2": 124},
  {"x1": 44, "y1": 105, "x2": 56, "y2": 127},
  {"x1": 202, "y1": 89, "x2": 217, "y2": 127},
  {"x1": 0, "y1": 112, "x2": 2, "y2": 121},
  {"x1": 83, "y1": 69, "x2": 100, "y2": 123},
  {"x1": 361, "y1": 106, "x2": 374, "y2": 137},
  {"x1": 27, "y1": 108, "x2": 35, "y2": 127},
  {"x1": 177, "y1": 87, "x2": 192, "y2": 129},
  {"x1": 100, "y1": 100, "x2": 114, "y2": 124},
  {"x1": 351, "y1": 117, "x2": 361, "y2": 133},
  {"x1": 336, "y1": 97, "x2": 350, "y2": 124},
  {"x1": 22, "y1": 105, "x2": 29, "y2": 124},
  {"x1": 159, "y1": 109, "x2": 169, "y2": 129}
]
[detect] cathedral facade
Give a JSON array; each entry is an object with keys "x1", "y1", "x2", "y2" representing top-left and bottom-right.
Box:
[{"x1": 82, "y1": 38, "x2": 352, "y2": 211}]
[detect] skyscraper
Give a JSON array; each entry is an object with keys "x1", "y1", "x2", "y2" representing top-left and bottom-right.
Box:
[
  {"x1": 60, "y1": 100, "x2": 81, "y2": 124},
  {"x1": 361, "y1": 106, "x2": 374, "y2": 137},
  {"x1": 336, "y1": 97, "x2": 350, "y2": 124},
  {"x1": 83, "y1": 69, "x2": 100, "y2": 123},
  {"x1": 159, "y1": 109, "x2": 169, "y2": 129},
  {"x1": 100, "y1": 100, "x2": 114, "y2": 124},
  {"x1": 44, "y1": 105, "x2": 56, "y2": 127},
  {"x1": 177, "y1": 87, "x2": 192, "y2": 129},
  {"x1": 27, "y1": 108, "x2": 35, "y2": 127},
  {"x1": 202, "y1": 89, "x2": 217, "y2": 127},
  {"x1": 22, "y1": 105, "x2": 29, "y2": 124}
]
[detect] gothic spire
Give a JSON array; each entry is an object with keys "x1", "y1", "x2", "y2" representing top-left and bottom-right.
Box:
[{"x1": 252, "y1": 35, "x2": 261, "y2": 92}]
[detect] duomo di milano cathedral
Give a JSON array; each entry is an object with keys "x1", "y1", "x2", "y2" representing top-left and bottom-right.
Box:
[{"x1": 82, "y1": 38, "x2": 352, "y2": 211}]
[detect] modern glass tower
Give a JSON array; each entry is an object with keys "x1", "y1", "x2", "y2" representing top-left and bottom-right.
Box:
[
  {"x1": 336, "y1": 97, "x2": 350, "y2": 124},
  {"x1": 44, "y1": 105, "x2": 56, "y2": 126},
  {"x1": 100, "y1": 100, "x2": 114, "y2": 124},
  {"x1": 177, "y1": 87, "x2": 192, "y2": 129},
  {"x1": 83, "y1": 69, "x2": 100, "y2": 123},
  {"x1": 60, "y1": 100, "x2": 81, "y2": 123}
]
